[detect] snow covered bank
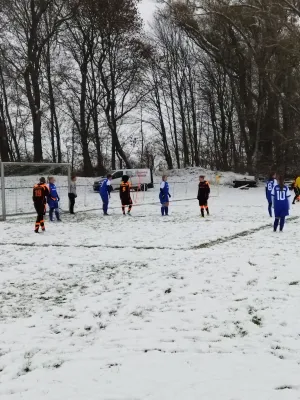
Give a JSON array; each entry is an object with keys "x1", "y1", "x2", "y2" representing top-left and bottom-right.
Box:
[{"x1": 158, "y1": 167, "x2": 255, "y2": 186}]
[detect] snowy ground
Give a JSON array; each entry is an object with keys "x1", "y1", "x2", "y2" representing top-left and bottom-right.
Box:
[{"x1": 1, "y1": 180, "x2": 300, "y2": 399}]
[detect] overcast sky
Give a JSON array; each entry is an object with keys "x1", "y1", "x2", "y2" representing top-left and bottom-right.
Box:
[{"x1": 139, "y1": 0, "x2": 159, "y2": 28}]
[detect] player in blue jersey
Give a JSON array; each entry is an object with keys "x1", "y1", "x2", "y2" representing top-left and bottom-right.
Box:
[
  {"x1": 271, "y1": 175, "x2": 291, "y2": 232},
  {"x1": 159, "y1": 175, "x2": 171, "y2": 216},
  {"x1": 99, "y1": 174, "x2": 112, "y2": 215},
  {"x1": 265, "y1": 172, "x2": 277, "y2": 217},
  {"x1": 47, "y1": 177, "x2": 61, "y2": 221}
]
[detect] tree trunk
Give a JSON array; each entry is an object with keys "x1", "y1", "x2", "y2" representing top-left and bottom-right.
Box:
[
  {"x1": 79, "y1": 60, "x2": 93, "y2": 175},
  {"x1": 0, "y1": 64, "x2": 20, "y2": 160},
  {"x1": 168, "y1": 75, "x2": 180, "y2": 168},
  {"x1": 24, "y1": 67, "x2": 43, "y2": 161},
  {"x1": 0, "y1": 103, "x2": 10, "y2": 161},
  {"x1": 46, "y1": 41, "x2": 62, "y2": 162}
]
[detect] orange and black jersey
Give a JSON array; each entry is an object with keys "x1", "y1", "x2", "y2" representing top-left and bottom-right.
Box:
[
  {"x1": 197, "y1": 181, "x2": 210, "y2": 200},
  {"x1": 120, "y1": 181, "x2": 131, "y2": 200},
  {"x1": 33, "y1": 183, "x2": 49, "y2": 203}
]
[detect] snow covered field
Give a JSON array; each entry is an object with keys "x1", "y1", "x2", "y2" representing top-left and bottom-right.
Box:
[{"x1": 1, "y1": 176, "x2": 300, "y2": 399}]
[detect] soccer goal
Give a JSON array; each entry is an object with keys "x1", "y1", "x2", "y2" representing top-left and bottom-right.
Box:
[{"x1": 0, "y1": 162, "x2": 71, "y2": 221}]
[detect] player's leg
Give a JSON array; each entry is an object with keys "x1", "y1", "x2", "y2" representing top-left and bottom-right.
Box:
[
  {"x1": 71, "y1": 195, "x2": 75, "y2": 214},
  {"x1": 161, "y1": 201, "x2": 165, "y2": 216},
  {"x1": 292, "y1": 189, "x2": 297, "y2": 204},
  {"x1": 121, "y1": 199, "x2": 126, "y2": 215},
  {"x1": 268, "y1": 201, "x2": 272, "y2": 217},
  {"x1": 200, "y1": 203, "x2": 205, "y2": 217},
  {"x1": 101, "y1": 194, "x2": 108, "y2": 215},
  {"x1": 274, "y1": 217, "x2": 279, "y2": 232},
  {"x1": 34, "y1": 204, "x2": 40, "y2": 233},
  {"x1": 279, "y1": 216, "x2": 286, "y2": 231},
  {"x1": 165, "y1": 201, "x2": 169, "y2": 216},
  {"x1": 55, "y1": 208, "x2": 61, "y2": 221},
  {"x1": 35, "y1": 215, "x2": 40, "y2": 233},
  {"x1": 49, "y1": 207, "x2": 54, "y2": 221},
  {"x1": 104, "y1": 197, "x2": 109, "y2": 215},
  {"x1": 40, "y1": 204, "x2": 46, "y2": 231},
  {"x1": 40, "y1": 213, "x2": 45, "y2": 231},
  {"x1": 69, "y1": 194, "x2": 75, "y2": 214},
  {"x1": 35, "y1": 204, "x2": 44, "y2": 233},
  {"x1": 128, "y1": 198, "x2": 133, "y2": 214},
  {"x1": 205, "y1": 201, "x2": 209, "y2": 215}
]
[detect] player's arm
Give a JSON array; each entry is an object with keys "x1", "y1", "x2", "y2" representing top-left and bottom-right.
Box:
[
  {"x1": 207, "y1": 182, "x2": 210, "y2": 197},
  {"x1": 271, "y1": 187, "x2": 275, "y2": 207},
  {"x1": 287, "y1": 187, "x2": 291, "y2": 208},
  {"x1": 107, "y1": 181, "x2": 112, "y2": 195},
  {"x1": 160, "y1": 181, "x2": 165, "y2": 197},
  {"x1": 43, "y1": 185, "x2": 50, "y2": 202},
  {"x1": 119, "y1": 184, "x2": 122, "y2": 199}
]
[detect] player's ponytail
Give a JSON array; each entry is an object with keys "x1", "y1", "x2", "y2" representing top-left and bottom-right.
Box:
[{"x1": 278, "y1": 175, "x2": 285, "y2": 191}]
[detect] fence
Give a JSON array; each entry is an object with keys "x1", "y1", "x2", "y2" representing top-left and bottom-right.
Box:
[
  {"x1": 56, "y1": 178, "x2": 220, "y2": 214},
  {"x1": 0, "y1": 165, "x2": 220, "y2": 220},
  {"x1": 0, "y1": 162, "x2": 71, "y2": 221}
]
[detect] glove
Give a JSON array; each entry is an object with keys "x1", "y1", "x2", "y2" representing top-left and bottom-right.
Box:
[
  {"x1": 168, "y1": 193, "x2": 171, "y2": 198},
  {"x1": 75, "y1": 195, "x2": 77, "y2": 198},
  {"x1": 57, "y1": 197, "x2": 60, "y2": 202}
]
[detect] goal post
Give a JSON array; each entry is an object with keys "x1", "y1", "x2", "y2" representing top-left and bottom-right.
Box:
[{"x1": 0, "y1": 162, "x2": 71, "y2": 221}]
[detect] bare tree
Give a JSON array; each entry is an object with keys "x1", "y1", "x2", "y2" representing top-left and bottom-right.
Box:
[{"x1": 0, "y1": 0, "x2": 77, "y2": 161}]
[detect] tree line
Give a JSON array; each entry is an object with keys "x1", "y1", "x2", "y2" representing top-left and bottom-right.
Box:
[{"x1": 1, "y1": 0, "x2": 300, "y2": 176}]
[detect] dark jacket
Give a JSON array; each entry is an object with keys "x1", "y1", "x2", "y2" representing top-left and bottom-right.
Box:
[{"x1": 197, "y1": 181, "x2": 210, "y2": 200}]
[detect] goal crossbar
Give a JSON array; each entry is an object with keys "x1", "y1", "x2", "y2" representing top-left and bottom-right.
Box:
[{"x1": 0, "y1": 162, "x2": 72, "y2": 221}]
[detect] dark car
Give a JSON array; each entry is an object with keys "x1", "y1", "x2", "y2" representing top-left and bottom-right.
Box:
[{"x1": 233, "y1": 178, "x2": 257, "y2": 188}]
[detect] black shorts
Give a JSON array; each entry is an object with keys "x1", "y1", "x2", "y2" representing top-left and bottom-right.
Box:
[
  {"x1": 121, "y1": 197, "x2": 132, "y2": 206},
  {"x1": 34, "y1": 202, "x2": 45, "y2": 214},
  {"x1": 198, "y1": 199, "x2": 208, "y2": 207}
]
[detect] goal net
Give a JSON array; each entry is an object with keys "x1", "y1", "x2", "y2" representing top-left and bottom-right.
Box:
[{"x1": 0, "y1": 162, "x2": 71, "y2": 221}]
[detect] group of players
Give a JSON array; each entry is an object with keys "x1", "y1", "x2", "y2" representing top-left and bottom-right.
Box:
[
  {"x1": 31, "y1": 173, "x2": 212, "y2": 231},
  {"x1": 265, "y1": 172, "x2": 298, "y2": 232},
  {"x1": 98, "y1": 174, "x2": 211, "y2": 218},
  {"x1": 32, "y1": 171, "x2": 293, "y2": 233},
  {"x1": 32, "y1": 175, "x2": 77, "y2": 233}
]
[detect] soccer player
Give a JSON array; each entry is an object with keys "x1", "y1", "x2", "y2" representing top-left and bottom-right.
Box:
[
  {"x1": 265, "y1": 172, "x2": 277, "y2": 216},
  {"x1": 32, "y1": 177, "x2": 49, "y2": 233},
  {"x1": 48, "y1": 177, "x2": 61, "y2": 221},
  {"x1": 99, "y1": 174, "x2": 112, "y2": 215},
  {"x1": 197, "y1": 175, "x2": 210, "y2": 217},
  {"x1": 120, "y1": 175, "x2": 133, "y2": 215},
  {"x1": 292, "y1": 174, "x2": 300, "y2": 204},
  {"x1": 68, "y1": 174, "x2": 77, "y2": 214},
  {"x1": 271, "y1": 175, "x2": 291, "y2": 232},
  {"x1": 159, "y1": 175, "x2": 171, "y2": 216}
]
